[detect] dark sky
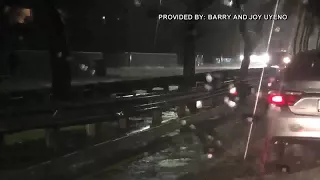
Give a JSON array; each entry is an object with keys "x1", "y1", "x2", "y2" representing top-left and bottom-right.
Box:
[
  {"x1": 17, "y1": 0, "x2": 242, "y2": 57},
  {"x1": 196, "y1": 1, "x2": 240, "y2": 56},
  {"x1": 18, "y1": 0, "x2": 298, "y2": 56}
]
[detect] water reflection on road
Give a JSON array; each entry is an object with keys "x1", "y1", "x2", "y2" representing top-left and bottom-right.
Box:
[
  {"x1": 80, "y1": 132, "x2": 204, "y2": 180},
  {"x1": 79, "y1": 114, "x2": 250, "y2": 180}
]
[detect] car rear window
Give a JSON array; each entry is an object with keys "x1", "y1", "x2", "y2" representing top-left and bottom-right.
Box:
[{"x1": 284, "y1": 52, "x2": 320, "y2": 81}]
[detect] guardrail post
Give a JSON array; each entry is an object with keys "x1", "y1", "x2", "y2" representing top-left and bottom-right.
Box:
[
  {"x1": 86, "y1": 124, "x2": 95, "y2": 137},
  {"x1": 119, "y1": 117, "x2": 129, "y2": 131},
  {"x1": 86, "y1": 123, "x2": 102, "y2": 138},
  {"x1": 150, "y1": 88, "x2": 163, "y2": 126},
  {"x1": 177, "y1": 105, "x2": 186, "y2": 118},
  {"x1": 45, "y1": 128, "x2": 60, "y2": 150},
  {"x1": 152, "y1": 110, "x2": 162, "y2": 126},
  {"x1": 212, "y1": 73, "x2": 223, "y2": 107},
  {"x1": 187, "y1": 102, "x2": 197, "y2": 114}
]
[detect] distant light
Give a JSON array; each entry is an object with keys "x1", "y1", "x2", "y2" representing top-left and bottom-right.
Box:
[
  {"x1": 80, "y1": 64, "x2": 85, "y2": 70},
  {"x1": 204, "y1": 84, "x2": 212, "y2": 91},
  {"x1": 57, "y1": 52, "x2": 62, "y2": 58},
  {"x1": 261, "y1": 53, "x2": 270, "y2": 63},
  {"x1": 207, "y1": 153, "x2": 213, "y2": 159},
  {"x1": 102, "y1": 16, "x2": 105, "y2": 20},
  {"x1": 189, "y1": 124, "x2": 196, "y2": 130},
  {"x1": 196, "y1": 100, "x2": 203, "y2": 109},
  {"x1": 224, "y1": 97, "x2": 229, "y2": 103},
  {"x1": 207, "y1": 135, "x2": 214, "y2": 140},
  {"x1": 216, "y1": 140, "x2": 222, "y2": 146},
  {"x1": 181, "y1": 120, "x2": 187, "y2": 126},
  {"x1": 239, "y1": 55, "x2": 244, "y2": 61},
  {"x1": 206, "y1": 74, "x2": 213, "y2": 83},
  {"x1": 249, "y1": 53, "x2": 270, "y2": 63},
  {"x1": 283, "y1": 57, "x2": 291, "y2": 64},
  {"x1": 123, "y1": 94, "x2": 134, "y2": 98},
  {"x1": 134, "y1": 0, "x2": 141, "y2": 7},
  {"x1": 169, "y1": 86, "x2": 179, "y2": 91},
  {"x1": 229, "y1": 87, "x2": 237, "y2": 95},
  {"x1": 250, "y1": 54, "x2": 259, "y2": 61},
  {"x1": 228, "y1": 100, "x2": 236, "y2": 108},
  {"x1": 222, "y1": 0, "x2": 233, "y2": 7},
  {"x1": 271, "y1": 65, "x2": 280, "y2": 69}
]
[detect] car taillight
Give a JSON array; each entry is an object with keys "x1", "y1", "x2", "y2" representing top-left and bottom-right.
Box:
[
  {"x1": 268, "y1": 91, "x2": 302, "y2": 106},
  {"x1": 268, "y1": 94, "x2": 285, "y2": 106},
  {"x1": 229, "y1": 87, "x2": 238, "y2": 96}
]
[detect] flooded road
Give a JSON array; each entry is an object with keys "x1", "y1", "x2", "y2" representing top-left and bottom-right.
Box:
[
  {"x1": 190, "y1": 117, "x2": 320, "y2": 180},
  {"x1": 79, "y1": 109, "x2": 320, "y2": 180},
  {"x1": 79, "y1": 112, "x2": 251, "y2": 180}
]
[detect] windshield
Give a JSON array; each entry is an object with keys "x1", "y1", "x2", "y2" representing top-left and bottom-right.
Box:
[{"x1": 0, "y1": 0, "x2": 317, "y2": 180}]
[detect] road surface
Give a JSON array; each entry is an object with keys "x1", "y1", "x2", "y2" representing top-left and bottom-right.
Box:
[
  {"x1": 78, "y1": 113, "x2": 250, "y2": 180},
  {"x1": 77, "y1": 94, "x2": 320, "y2": 180}
]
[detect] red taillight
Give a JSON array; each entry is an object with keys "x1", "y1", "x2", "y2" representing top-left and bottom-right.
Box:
[
  {"x1": 268, "y1": 91, "x2": 302, "y2": 106},
  {"x1": 268, "y1": 94, "x2": 285, "y2": 105},
  {"x1": 229, "y1": 87, "x2": 238, "y2": 96}
]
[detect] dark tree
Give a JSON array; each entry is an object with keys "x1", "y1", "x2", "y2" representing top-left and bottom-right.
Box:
[
  {"x1": 42, "y1": 0, "x2": 71, "y2": 100},
  {"x1": 0, "y1": 0, "x2": 71, "y2": 100},
  {"x1": 147, "y1": 0, "x2": 215, "y2": 86}
]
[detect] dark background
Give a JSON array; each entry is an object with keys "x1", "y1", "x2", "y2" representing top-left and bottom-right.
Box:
[{"x1": 17, "y1": 0, "x2": 243, "y2": 57}]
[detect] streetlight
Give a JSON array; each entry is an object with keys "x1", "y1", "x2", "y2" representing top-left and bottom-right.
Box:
[{"x1": 134, "y1": 0, "x2": 141, "y2": 7}]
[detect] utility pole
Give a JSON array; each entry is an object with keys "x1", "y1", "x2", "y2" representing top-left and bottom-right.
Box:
[
  {"x1": 182, "y1": 0, "x2": 214, "y2": 113},
  {"x1": 43, "y1": 0, "x2": 71, "y2": 100},
  {"x1": 181, "y1": 0, "x2": 214, "y2": 79}
]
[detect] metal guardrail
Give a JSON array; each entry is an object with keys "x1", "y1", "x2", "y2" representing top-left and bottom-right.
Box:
[
  {"x1": 0, "y1": 68, "x2": 264, "y2": 101},
  {"x1": 0, "y1": 86, "x2": 227, "y2": 133},
  {"x1": 0, "y1": 67, "x2": 276, "y2": 180},
  {"x1": 0, "y1": 68, "x2": 272, "y2": 134}
]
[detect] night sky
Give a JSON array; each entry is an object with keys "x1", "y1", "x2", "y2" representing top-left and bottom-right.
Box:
[
  {"x1": 16, "y1": 0, "x2": 240, "y2": 56},
  {"x1": 16, "y1": 0, "x2": 300, "y2": 56}
]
